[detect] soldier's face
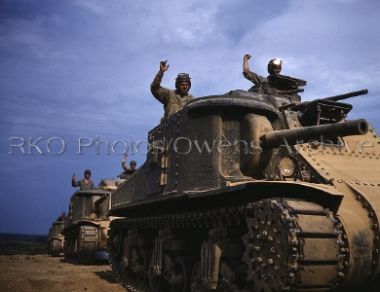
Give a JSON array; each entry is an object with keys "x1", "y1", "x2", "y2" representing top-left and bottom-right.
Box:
[
  {"x1": 178, "y1": 82, "x2": 190, "y2": 95},
  {"x1": 272, "y1": 65, "x2": 281, "y2": 75},
  {"x1": 85, "y1": 173, "x2": 91, "y2": 179}
]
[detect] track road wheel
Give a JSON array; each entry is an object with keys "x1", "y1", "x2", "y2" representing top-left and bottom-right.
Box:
[
  {"x1": 190, "y1": 261, "x2": 202, "y2": 292},
  {"x1": 190, "y1": 261, "x2": 212, "y2": 292},
  {"x1": 129, "y1": 247, "x2": 151, "y2": 291},
  {"x1": 63, "y1": 231, "x2": 75, "y2": 259},
  {"x1": 108, "y1": 220, "x2": 129, "y2": 287},
  {"x1": 190, "y1": 260, "x2": 248, "y2": 292},
  {"x1": 162, "y1": 255, "x2": 195, "y2": 292}
]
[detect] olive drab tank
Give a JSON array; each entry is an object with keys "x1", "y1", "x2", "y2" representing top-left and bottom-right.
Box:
[
  {"x1": 107, "y1": 77, "x2": 380, "y2": 291},
  {"x1": 62, "y1": 178, "x2": 118, "y2": 263},
  {"x1": 47, "y1": 215, "x2": 65, "y2": 256}
]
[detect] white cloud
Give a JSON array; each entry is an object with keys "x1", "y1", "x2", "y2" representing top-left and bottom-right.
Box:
[{"x1": 1, "y1": 0, "x2": 379, "y2": 129}]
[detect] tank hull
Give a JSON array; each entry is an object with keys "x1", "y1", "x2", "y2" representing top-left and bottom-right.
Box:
[
  {"x1": 63, "y1": 188, "x2": 113, "y2": 264},
  {"x1": 47, "y1": 220, "x2": 65, "y2": 256},
  {"x1": 108, "y1": 93, "x2": 380, "y2": 290},
  {"x1": 47, "y1": 236, "x2": 64, "y2": 257}
]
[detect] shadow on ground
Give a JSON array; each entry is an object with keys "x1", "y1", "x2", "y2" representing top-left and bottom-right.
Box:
[
  {"x1": 59, "y1": 258, "x2": 109, "y2": 266},
  {"x1": 94, "y1": 270, "x2": 117, "y2": 284}
]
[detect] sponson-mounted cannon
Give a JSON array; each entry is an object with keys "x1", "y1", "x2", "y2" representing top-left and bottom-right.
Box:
[
  {"x1": 107, "y1": 88, "x2": 380, "y2": 291},
  {"x1": 261, "y1": 118, "x2": 368, "y2": 148}
]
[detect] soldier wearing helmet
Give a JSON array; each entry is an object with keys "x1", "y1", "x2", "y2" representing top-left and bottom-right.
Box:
[
  {"x1": 119, "y1": 154, "x2": 138, "y2": 180},
  {"x1": 71, "y1": 169, "x2": 96, "y2": 190},
  {"x1": 151, "y1": 60, "x2": 194, "y2": 119},
  {"x1": 243, "y1": 54, "x2": 306, "y2": 101},
  {"x1": 267, "y1": 58, "x2": 283, "y2": 75},
  {"x1": 242, "y1": 53, "x2": 283, "y2": 95}
]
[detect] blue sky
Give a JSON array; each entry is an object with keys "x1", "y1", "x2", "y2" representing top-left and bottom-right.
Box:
[{"x1": 0, "y1": 0, "x2": 379, "y2": 234}]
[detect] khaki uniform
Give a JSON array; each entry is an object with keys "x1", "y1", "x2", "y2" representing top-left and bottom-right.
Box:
[
  {"x1": 151, "y1": 71, "x2": 193, "y2": 118},
  {"x1": 120, "y1": 161, "x2": 137, "y2": 180},
  {"x1": 243, "y1": 70, "x2": 301, "y2": 101},
  {"x1": 71, "y1": 179, "x2": 95, "y2": 191},
  {"x1": 243, "y1": 70, "x2": 277, "y2": 95}
]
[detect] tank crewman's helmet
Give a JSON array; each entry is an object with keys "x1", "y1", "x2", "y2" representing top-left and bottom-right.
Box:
[
  {"x1": 84, "y1": 169, "x2": 92, "y2": 176},
  {"x1": 175, "y1": 73, "x2": 191, "y2": 90},
  {"x1": 130, "y1": 160, "x2": 137, "y2": 167},
  {"x1": 267, "y1": 58, "x2": 283, "y2": 75}
]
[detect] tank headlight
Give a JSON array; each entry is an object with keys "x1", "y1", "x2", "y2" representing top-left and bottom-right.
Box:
[{"x1": 279, "y1": 156, "x2": 296, "y2": 177}]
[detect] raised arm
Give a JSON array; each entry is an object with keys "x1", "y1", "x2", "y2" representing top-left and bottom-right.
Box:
[
  {"x1": 121, "y1": 154, "x2": 130, "y2": 171},
  {"x1": 243, "y1": 53, "x2": 251, "y2": 73},
  {"x1": 71, "y1": 174, "x2": 80, "y2": 187},
  {"x1": 150, "y1": 60, "x2": 171, "y2": 104},
  {"x1": 242, "y1": 53, "x2": 265, "y2": 85}
]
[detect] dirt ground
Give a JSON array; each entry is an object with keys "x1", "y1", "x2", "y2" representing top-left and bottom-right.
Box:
[{"x1": 0, "y1": 255, "x2": 126, "y2": 292}]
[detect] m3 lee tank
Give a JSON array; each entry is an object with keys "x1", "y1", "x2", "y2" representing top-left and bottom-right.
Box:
[
  {"x1": 47, "y1": 215, "x2": 65, "y2": 256},
  {"x1": 62, "y1": 178, "x2": 119, "y2": 263},
  {"x1": 107, "y1": 84, "x2": 379, "y2": 291}
]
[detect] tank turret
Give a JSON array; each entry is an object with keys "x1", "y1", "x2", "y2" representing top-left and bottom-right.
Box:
[{"x1": 107, "y1": 89, "x2": 380, "y2": 291}]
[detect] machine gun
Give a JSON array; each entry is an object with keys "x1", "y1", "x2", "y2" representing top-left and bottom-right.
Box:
[
  {"x1": 280, "y1": 89, "x2": 368, "y2": 111},
  {"x1": 261, "y1": 119, "x2": 368, "y2": 148},
  {"x1": 279, "y1": 89, "x2": 369, "y2": 125}
]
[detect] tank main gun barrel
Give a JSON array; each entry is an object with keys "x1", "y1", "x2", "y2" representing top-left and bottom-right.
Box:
[
  {"x1": 279, "y1": 89, "x2": 369, "y2": 112},
  {"x1": 261, "y1": 119, "x2": 368, "y2": 148},
  {"x1": 322, "y1": 89, "x2": 368, "y2": 102}
]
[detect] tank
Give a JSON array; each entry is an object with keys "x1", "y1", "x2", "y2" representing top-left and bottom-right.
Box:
[
  {"x1": 47, "y1": 215, "x2": 65, "y2": 256},
  {"x1": 107, "y1": 86, "x2": 380, "y2": 291},
  {"x1": 62, "y1": 178, "x2": 119, "y2": 263}
]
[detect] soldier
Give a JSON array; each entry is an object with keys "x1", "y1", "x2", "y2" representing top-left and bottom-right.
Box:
[
  {"x1": 151, "y1": 60, "x2": 194, "y2": 119},
  {"x1": 243, "y1": 53, "x2": 305, "y2": 101},
  {"x1": 242, "y1": 53, "x2": 282, "y2": 95},
  {"x1": 119, "y1": 154, "x2": 137, "y2": 180},
  {"x1": 71, "y1": 169, "x2": 95, "y2": 190}
]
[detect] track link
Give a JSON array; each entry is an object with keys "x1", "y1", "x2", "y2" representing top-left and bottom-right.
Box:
[
  {"x1": 64, "y1": 224, "x2": 99, "y2": 264},
  {"x1": 78, "y1": 225, "x2": 99, "y2": 263},
  {"x1": 108, "y1": 198, "x2": 346, "y2": 291}
]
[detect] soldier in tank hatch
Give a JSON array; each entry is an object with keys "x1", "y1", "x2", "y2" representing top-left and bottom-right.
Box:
[
  {"x1": 119, "y1": 153, "x2": 137, "y2": 180},
  {"x1": 71, "y1": 169, "x2": 96, "y2": 190},
  {"x1": 243, "y1": 53, "x2": 282, "y2": 95},
  {"x1": 151, "y1": 60, "x2": 194, "y2": 119},
  {"x1": 242, "y1": 53, "x2": 306, "y2": 101}
]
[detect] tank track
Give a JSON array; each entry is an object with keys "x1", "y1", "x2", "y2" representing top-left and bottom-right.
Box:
[
  {"x1": 108, "y1": 198, "x2": 346, "y2": 291},
  {"x1": 78, "y1": 225, "x2": 99, "y2": 263},
  {"x1": 64, "y1": 224, "x2": 99, "y2": 264},
  {"x1": 242, "y1": 199, "x2": 346, "y2": 291},
  {"x1": 48, "y1": 238, "x2": 63, "y2": 257}
]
